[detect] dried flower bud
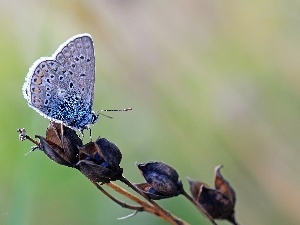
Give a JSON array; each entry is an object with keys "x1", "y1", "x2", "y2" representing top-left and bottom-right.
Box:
[
  {"x1": 76, "y1": 138, "x2": 123, "y2": 183},
  {"x1": 187, "y1": 165, "x2": 238, "y2": 224},
  {"x1": 36, "y1": 122, "x2": 82, "y2": 166},
  {"x1": 135, "y1": 162, "x2": 183, "y2": 200}
]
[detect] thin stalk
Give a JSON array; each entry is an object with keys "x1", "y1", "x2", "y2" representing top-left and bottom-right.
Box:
[
  {"x1": 182, "y1": 189, "x2": 217, "y2": 225},
  {"x1": 92, "y1": 182, "x2": 143, "y2": 211},
  {"x1": 106, "y1": 182, "x2": 189, "y2": 225}
]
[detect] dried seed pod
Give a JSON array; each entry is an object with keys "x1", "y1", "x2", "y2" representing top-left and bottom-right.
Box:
[
  {"x1": 36, "y1": 122, "x2": 82, "y2": 166},
  {"x1": 135, "y1": 161, "x2": 183, "y2": 200},
  {"x1": 187, "y1": 165, "x2": 238, "y2": 224},
  {"x1": 76, "y1": 138, "x2": 123, "y2": 183}
]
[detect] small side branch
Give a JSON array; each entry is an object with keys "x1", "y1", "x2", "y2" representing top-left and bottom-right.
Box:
[
  {"x1": 92, "y1": 182, "x2": 143, "y2": 211},
  {"x1": 17, "y1": 128, "x2": 40, "y2": 146},
  {"x1": 106, "y1": 182, "x2": 189, "y2": 225}
]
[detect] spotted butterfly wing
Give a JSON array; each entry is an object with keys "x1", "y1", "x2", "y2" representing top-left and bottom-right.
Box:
[{"x1": 22, "y1": 33, "x2": 98, "y2": 130}]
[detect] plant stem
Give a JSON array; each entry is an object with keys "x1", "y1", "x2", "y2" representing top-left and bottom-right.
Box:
[
  {"x1": 92, "y1": 182, "x2": 143, "y2": 211},
  {"x1": 182, "y1": 189, "x2": 217, "y2": 225},
  {"x1": 107, "y1": 182, "x2": 189, "y2": 225}
]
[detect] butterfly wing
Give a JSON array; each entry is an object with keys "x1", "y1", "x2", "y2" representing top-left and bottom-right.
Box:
[
  {"x1": 22, "y1": 34, "x2": 96, "y2": 129},
  {"x1": 55, "y1": 34, "x2": 95, "y2": 109}
]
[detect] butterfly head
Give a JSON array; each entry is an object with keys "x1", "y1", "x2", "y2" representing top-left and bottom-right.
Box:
[{"x1": 91, "y1": 111, "x2": 99, "y2": 125}]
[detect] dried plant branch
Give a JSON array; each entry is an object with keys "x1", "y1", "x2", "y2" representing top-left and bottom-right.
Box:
[
  {"x1": 106, "y1": 182, "x2": 189, "y2": 225},
  {"x1": 17, "y1": 125, "x2": 240, "y2": 225},
  {"x1": 92, "y1": 181, "x2": 143, "y2": 211},
  {"x1": 17, "y1": 128, "x2": 40, "y2": 146}
]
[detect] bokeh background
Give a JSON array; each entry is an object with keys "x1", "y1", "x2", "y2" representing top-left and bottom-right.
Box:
[{"x1": 1, "y1": 1, "x2": 300, "y2": 224}]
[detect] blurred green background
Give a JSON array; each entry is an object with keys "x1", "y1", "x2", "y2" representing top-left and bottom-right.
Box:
[{"x1": 1, "y1": 0, "x2": 300, "y2": 224}]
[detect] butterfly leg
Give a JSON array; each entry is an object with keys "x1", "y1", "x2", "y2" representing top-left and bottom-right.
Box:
[
  {"x1": 79, "y1": 129, "x2": 84, "y2": 141},
  {"x1": 89, "y1": 127, "x2": 92, "y2": 141}
]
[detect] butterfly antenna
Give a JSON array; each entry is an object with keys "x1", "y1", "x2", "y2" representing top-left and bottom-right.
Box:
[
  {"x1": 101, "y1": 108, "x2": 132, "y2": 112},
  {"x1": 97, "y1": 108, "x2": 132, "y2": 119}
]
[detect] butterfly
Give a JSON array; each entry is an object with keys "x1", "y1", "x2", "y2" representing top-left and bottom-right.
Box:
[{"x1": 22, "y1": 33, "x2": 98, "y2": 131}]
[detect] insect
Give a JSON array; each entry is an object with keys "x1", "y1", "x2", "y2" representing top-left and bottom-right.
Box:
[{"x1": 22, "y1": 34, "x2": 98, "y2": 131}]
